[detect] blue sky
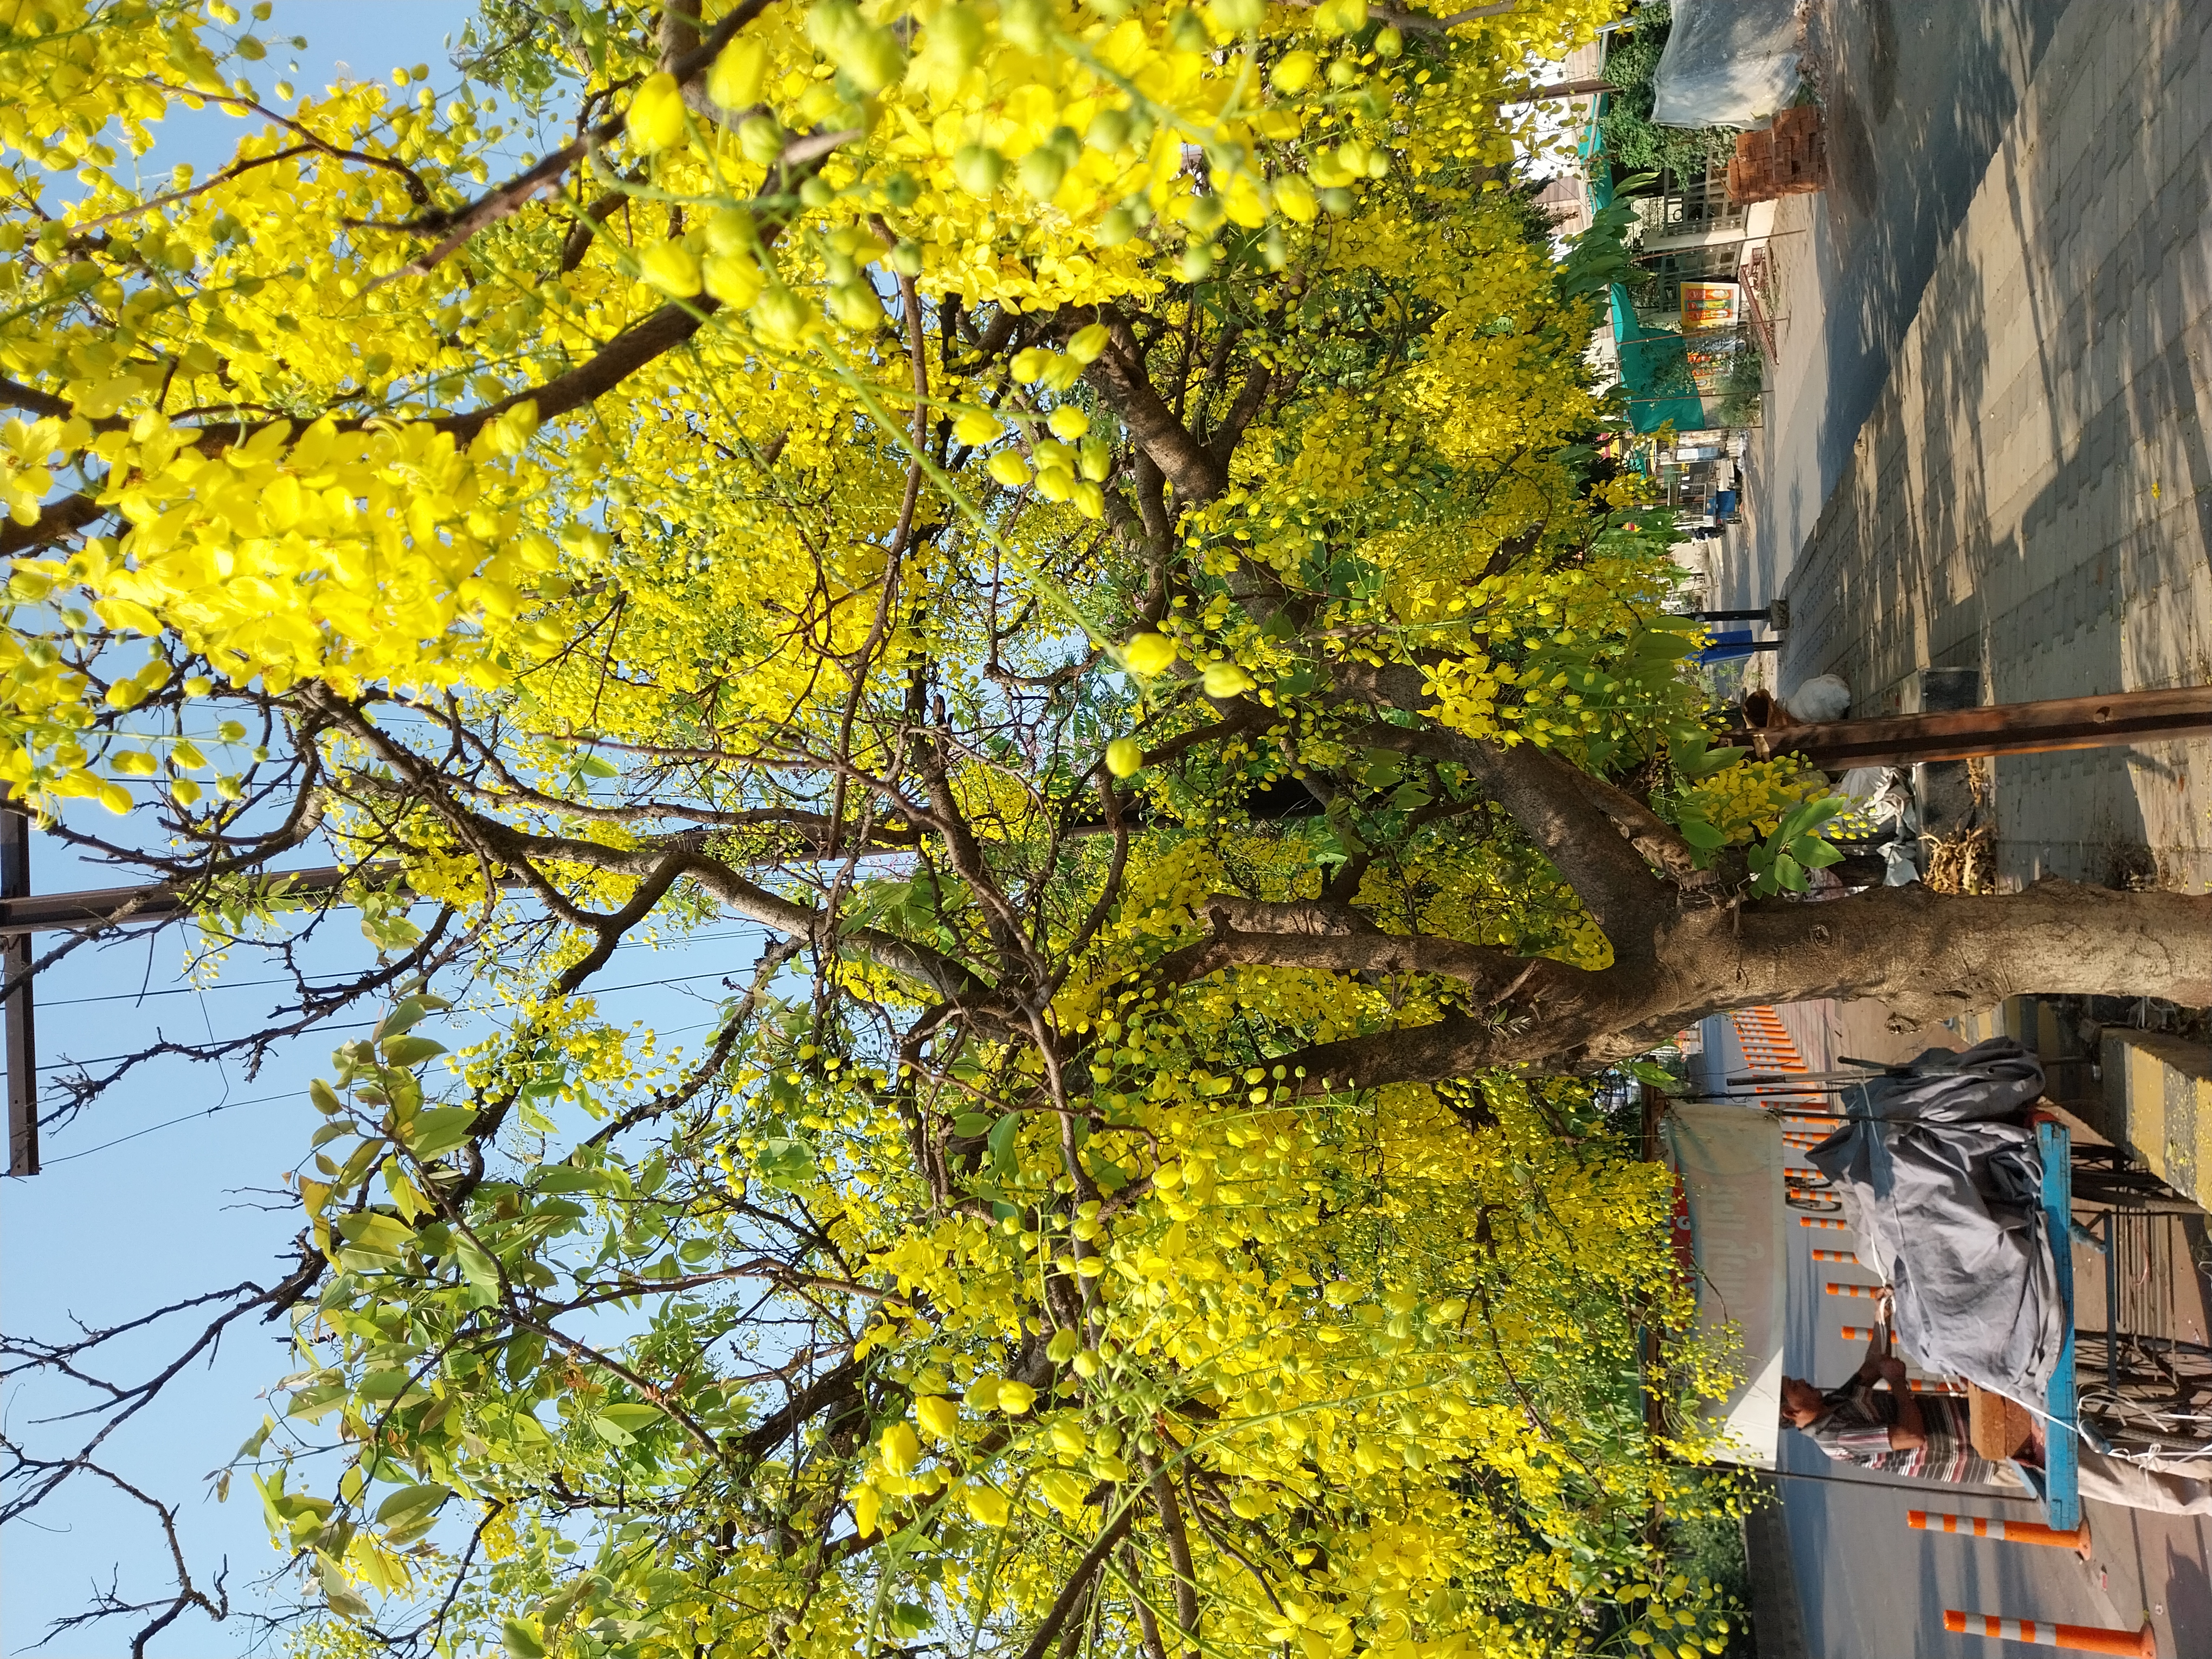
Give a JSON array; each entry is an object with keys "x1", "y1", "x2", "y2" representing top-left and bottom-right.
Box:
[
  {"x1": 0, "y1": 6, "x2": 1608, "y2": 1650},
  {"x1": 0, "y1": 7, "x2": 604, "y2": 1655}
]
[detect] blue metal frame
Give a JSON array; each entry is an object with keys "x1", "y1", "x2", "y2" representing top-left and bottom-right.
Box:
[{"x1": 2038, "y1": 1121, "x2": 2081, "y2": 1529}]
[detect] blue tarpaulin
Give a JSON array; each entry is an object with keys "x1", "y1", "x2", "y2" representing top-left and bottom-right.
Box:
[{"x1": 1694, "y1": 630, "x2": 1778, "y2": 665}]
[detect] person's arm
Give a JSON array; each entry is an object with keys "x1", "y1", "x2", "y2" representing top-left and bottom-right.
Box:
[
  {"x1": 1893, "y1": 1389, "x2": 1928, "y2": 1451},
  {"x1": 1853, "y1": 1314, "x2": 1892, "y2": 1384}
]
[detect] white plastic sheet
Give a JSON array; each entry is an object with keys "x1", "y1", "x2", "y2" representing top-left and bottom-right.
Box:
[
  {"x1": 1650, "y1": 0, "x2": 1804, "y2": 130},
  {"x1": 1664, "y1": 1102, "x2": 1787, "y2": 1468}
]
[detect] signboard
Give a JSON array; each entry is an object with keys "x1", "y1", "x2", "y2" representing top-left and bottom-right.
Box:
[
  {"x1": 1684, "y1": 338, "x2": 1740, "y2": 396},
  {"x1": 1662, "y1": 1101, "x2": 1786, "y2": 1467},
  {"x1": 1680, "y1": 281, "x2": 1740, "y2": 332}
]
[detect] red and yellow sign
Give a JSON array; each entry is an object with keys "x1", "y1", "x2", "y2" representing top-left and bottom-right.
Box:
[{"x1": 1681, "y1": 281, "x2": 1740, "y2": 332}]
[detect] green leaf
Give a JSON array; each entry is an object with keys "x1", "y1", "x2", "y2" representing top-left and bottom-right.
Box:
[
  {"x1": 402, "y1": 1105, "x2": 477, "y2": 1160},
  {"x1": 886, "y1": 1603, "x2": 933, "y2": 1639},
  {"x1": 599, "y1": 1403, "x2": 661, "y2": 1433},
  {"x1": 320, "y1": 1561, "x2": 372, "y2": 1623},
  {"x1": 336, "y1": 1135, "x2": 387, "y2": 1189},
  {"x1": 383, "y1": 1504, "x2": 445, "y2": 1546},
  {"x1": 1777, "y1": 795, "x2": 1847, "y2": 846},
  {"x1": 1360, "y1": 749, "x2": 1404, "y2": 788},
  {"x1": 1388, "y1": 781, "x2": 1432, "y2": 813},
  {"x1": 335, "y1": 1212, "x2": 414, "y2": 1259},
  {"x1": 358, "y1": 1366, "x2": 414, "y2": 1401},
  {"x1": 534, "y1": 1163, "x2": 606, "y2": 1194},
  {"x1": 1773, "y1": 853, "x2": 1808, "y2": 892},
  {"x1": 1773, "y1": 799, "x2": 1821, "y2": 847},
  {"x1": 285, "y1": 1382, "x2": 348, "y2": 1422},
  {"x1": 375, "y1": 998, "x2": 430, "y2": 1041},
  {"x1": 374, "y1": 1482, "x2": 451, "y2": 1526},
  {"x1": 986, "y1": 1112, "x2": 1020, "y2": 1173},
  {"x1": 454, "y1": 1237, "x2": 501, "y2": 1296},
  {"x1": 1799, "y1": 836, "x2": 1844, "y2": 870},
  {"x1": 1676, "y1": 816, "x2": 1726, "y2": 852},
  {"x1": 574, "y1": 753, "x2": 618, "y2": 781},
  {"x1": 502, "y1": 1617, "x2": 548, "y2": 1659},
  {"x1": 1673, "y1": 734, "x2": 1746, "y2": 780},
  {"x1": 380, "y1": 1034, "x2": 448, "y2": 1068},
  {"x1": 754, "y1": 1137, "x2": 815, "y2": 1191},
  {"x1": 950, "y1": 1111, "x2": 993, "y2": 1138}
]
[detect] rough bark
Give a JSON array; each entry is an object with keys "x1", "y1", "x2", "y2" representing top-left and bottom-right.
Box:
[{"x1": 1271, "y1": 880, "x2": 2212, "y2": 1089}]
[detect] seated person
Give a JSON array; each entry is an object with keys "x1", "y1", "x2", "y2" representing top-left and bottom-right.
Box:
[
  {"x1": 1782, "y1": 1308, "x2": 2003, "y2": 1488},
  {"x1": 1782, "y1": 1296, "x2": 2212, "y2": 1522}
]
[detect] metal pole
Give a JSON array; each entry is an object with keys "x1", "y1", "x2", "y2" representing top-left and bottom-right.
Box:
[
  {"x1": 3, "y1": 809, "x2": 34, "y2": 1176},
  {"x1": 1760, "y1": 1465, "x2": 2041, "y2": 1500},
  {"x1": 2103, "y1": 1210, "x2": 2118, "y2": 1402}
]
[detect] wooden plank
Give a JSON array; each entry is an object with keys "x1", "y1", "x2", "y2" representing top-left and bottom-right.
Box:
[
  {"x1": 1721, "y1": 684, "x2": 2212, "y2": 768},
  {"x1": 1966, "y1": 1381, "x2": 2034, "y2": 1460}
]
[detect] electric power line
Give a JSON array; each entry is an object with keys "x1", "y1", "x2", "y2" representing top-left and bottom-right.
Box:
[{"x1": 43, "y1": 1012, "x2": 731, "y2": 1163}]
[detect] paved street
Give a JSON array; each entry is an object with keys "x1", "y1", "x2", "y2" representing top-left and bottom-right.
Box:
[
  {"x1": 1714, "y1": 1007, "x2": 2212, "y2": 1659},
  {"x1": 1684, "y1": 2, "x2": 2212, "y2": 1651},
  {"x1": 1709, "y1": 0, "x2": 2212, "y2": 888}
]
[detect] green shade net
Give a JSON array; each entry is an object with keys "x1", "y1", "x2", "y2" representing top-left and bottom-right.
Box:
[
  {"x1": 1581, "y1": 110, "x2": 1708, "y2": 435},
  {"x1": 1609, "y1": 285, "x2": 1707, "y2": 434}
]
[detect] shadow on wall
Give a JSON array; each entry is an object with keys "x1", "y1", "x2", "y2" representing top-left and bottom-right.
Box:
[
  {"x1": 1776, "y1": 0, "x2": 2212, "y2": 885},
  {"x1": 2166, "y1": 1539, "x2": 2211, "y2": 1654},
  {"x1": 1802, "y1": 0, "x2": 2073, "y2": 491}
]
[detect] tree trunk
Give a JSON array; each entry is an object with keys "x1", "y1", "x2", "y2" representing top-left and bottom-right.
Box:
[{"x1": 1281, "y1": 881, "x2": 2212, "y2": 1089}]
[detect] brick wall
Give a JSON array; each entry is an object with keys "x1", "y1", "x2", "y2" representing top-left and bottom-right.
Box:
[{"x1": 1729, "y1": 107, "x2": 1828, "y2": 203}]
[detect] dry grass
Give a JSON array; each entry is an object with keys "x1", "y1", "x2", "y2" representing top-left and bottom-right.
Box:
[
  {"x1": 1920, "y1": 760, "x2": 1996, "y2": 893},
  {"x1": 1921, "y1": 824, "x2": 1995, "y2": 893}
]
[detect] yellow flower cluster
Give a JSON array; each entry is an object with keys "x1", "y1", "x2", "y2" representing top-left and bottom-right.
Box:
[{"x1": 1680, "y1": 754, "x2": 1866, "y2": 845}]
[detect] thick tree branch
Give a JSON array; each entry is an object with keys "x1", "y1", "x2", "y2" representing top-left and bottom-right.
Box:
[
  {"x1": 0, "y1": 491, "x2": 107, "y2": 557},
  {"x1": 1150, "y1": 897, "x2": 1530, "y2": 998},
  {"x1": 1136, "y1": 1447, "x2": 1201, "y2": 1654},
  {"x1": 1565, "y1": 768, "x2": 1711, "y2": 888},
  {"x1": 375, "y1": 0, "x2": 774, "y2": 274},
  {"x1": 1275, "y1": 882, "x2": 2212, "y2": 1089},
  {"x1": 1, "y1": 376, "x2": 76, "y2": 419},
  {"x1": 1353, "y1": 716, "x2": 1669, "y2": 945},
  {"x1": 1206, "y1": 364, "x2": 1272, "y2": 468},
  {"x1": 1013, "y1": 1500, "x2": 1141, "y2": 1659},
  {"x1": 1085, "y1": 325, "x2": 1228, "y2": 504}
]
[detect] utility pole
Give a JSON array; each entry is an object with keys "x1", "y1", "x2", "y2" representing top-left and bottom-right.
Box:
[
  {"x1": 0, "y1": 835, "x2": 389, "y2": 1178},
  {"x1": 3, "y1": 810, "x2": 32, "y2": 1176}
]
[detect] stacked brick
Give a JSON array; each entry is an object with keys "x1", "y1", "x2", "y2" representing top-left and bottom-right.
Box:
[{"x1": 1727, "y1": 106, "x2": 1827, "y2": 203}]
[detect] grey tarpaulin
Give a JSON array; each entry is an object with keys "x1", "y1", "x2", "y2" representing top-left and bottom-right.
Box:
[
  {"x1": 1650, "y1": 0, "x2": 1804, "y2": 130},
  {"x1": 1805, "y1": 1038, "x2": 2067, "y2": 1400}
]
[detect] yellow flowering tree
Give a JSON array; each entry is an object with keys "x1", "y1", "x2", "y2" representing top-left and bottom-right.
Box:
[{"x1": 3, "y1": 3, "x2": 2207, "y2": 1658}]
